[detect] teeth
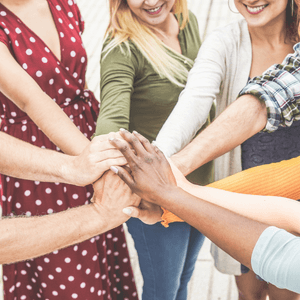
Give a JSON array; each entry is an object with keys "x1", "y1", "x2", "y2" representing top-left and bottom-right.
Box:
[
  {"x1": 147, "y1": 6, "x2": 161, "y2": 12},
  {"x1": 247, "y1": 4, "x2": 267, "y2": 13}
]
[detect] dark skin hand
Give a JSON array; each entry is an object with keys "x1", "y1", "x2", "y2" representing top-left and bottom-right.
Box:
[{"x1": 109, "y1": 129, "x2": 269, "y2": 270}]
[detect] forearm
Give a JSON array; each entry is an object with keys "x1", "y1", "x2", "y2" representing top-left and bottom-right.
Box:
[
  {"x1": 155, "y1": 90, "x2": 212, "y2": 157},
  {"x1": 0, "y1": 203, "x2": 122, "y2": 264},
  {"x1": 180, "y1": 180, "x2": 300, "y2": 235},
  {"x1": 23, "y1": 90, "x2": 89, "y2": 155},
  {"x1": 155, "y1": 186, "x2": 268, "y2": 268},
  {"x1": 172, "y1": 94, "x2": 267, "y2": 175},
  {"x1": 0, "y1": 132, "x2": 79, "y2": 184},
  {"x1": 0, "y1": 44, "x2": 89, "y2": 155}
]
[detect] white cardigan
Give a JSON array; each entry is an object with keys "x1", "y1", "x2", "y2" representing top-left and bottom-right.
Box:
[{"x1": 155, "y1": 19, "x2": 252, "y2": 275}]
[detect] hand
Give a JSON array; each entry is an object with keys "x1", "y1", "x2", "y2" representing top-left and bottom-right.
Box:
[
  {"x1": 123, "y1": 199, "x2": 163, "y2": 225},
  {"x1": 109, "y1": 129, "x2": 177, "y2": 204},
  {"x1": 69, "y1": 133, "x2": 127, "y2": 186},
  {"x1": 92, "y1": 170, "x2": 141, "y2": 226}
]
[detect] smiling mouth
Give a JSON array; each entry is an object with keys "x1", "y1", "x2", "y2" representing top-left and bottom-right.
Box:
[
  {"x1": 145, "y1": 4, "x2": 163, "y2": 15},
  {"x1": 246, "y1": 4, "x2": 268, "y2": 14}
]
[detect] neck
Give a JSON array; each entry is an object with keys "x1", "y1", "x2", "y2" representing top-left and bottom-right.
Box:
[
  {"x1": 154, "y1": 13, "x2": 179, "y2": 39},
  {"x1": 248, "y1": 14, "x2": 290, "y2": 47}
]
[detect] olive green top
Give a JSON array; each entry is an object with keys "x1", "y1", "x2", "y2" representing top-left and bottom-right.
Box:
[{"x1": 95, "y1": 11, "x2": 214, "y2": 185}]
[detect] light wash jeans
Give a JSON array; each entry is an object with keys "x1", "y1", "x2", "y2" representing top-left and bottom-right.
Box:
[{"x1": 127, "y1": 218, "x2": 205, "y2": 300}]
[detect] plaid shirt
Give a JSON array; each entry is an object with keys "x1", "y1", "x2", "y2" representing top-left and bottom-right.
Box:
[{"x1": 239, "y1": 43, "x2": 300, "y2": 132}]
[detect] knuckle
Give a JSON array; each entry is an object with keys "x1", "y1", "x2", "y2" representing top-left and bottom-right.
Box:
[
  {"x1": 144, "y1": 156, "x2": 153, "y2": 164},
  {"x1": 142, "y1": 137, "x2": 150, "y2": 144},
  {"x1": 121, "y1": 144, "x2": 129, "y2": 152},
  {"x1": 130, "y1": 135, "x2": 139, "y2": 143}
]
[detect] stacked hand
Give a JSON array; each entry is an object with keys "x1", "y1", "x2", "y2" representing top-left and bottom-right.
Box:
[
  {"x1": 70, "y1": 132, "x2": 127, "y2": 186},
  {"x1": 109, "y1": 129, "x2": 177, "y2": 206}
]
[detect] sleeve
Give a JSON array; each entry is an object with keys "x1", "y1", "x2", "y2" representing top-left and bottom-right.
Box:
[
  {"x1": 155, "y1": 29, "x2": 226, "y2": 157},
  {"x1": 68, "y1": 0, "x2": 85, "y2": 34},
  {"x1": 161, "y1": 155, "x2": 300, "y2": 227},
  {"x1": 239, "y1": 43, "x2": 300, "y2": 133},
  {"x1": 0, "y1": 27, "x2": 10, "y2": 48},
  {"x1": 94, "y1": 44, "x2": 138, "y2": 136},
  {"x1": 252, "y1": 226, "x2": 300, "y2": 293}
]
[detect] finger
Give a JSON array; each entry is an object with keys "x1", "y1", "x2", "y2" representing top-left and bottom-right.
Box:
[
  {"x1": 122, "y1": 206, "x2": 162, "y2": 225},
  {"x1": 119, "y1": 128, "x2": 149, "y2": 156},
  {"x1": 151, "y1": 142, "x2": 166, "y2": 160},
  {"x1": 92, "y1": 132, "x2": 120, "y2": 144},
  {"x1": 110, "y1": 165, "x2": 135, "y2": 189},
  {"x1": 132, "y1": 131, "x2": 156, "y2": 154},
  {"x1": 109, "y1": 137, "x2": 138, "y2": 167},
  {"x1": 96, "y1": 157, "x2": 128, "y2": 174},
  {"x1": 93, "y1": 148, "x2": 124, "y2": 162}
]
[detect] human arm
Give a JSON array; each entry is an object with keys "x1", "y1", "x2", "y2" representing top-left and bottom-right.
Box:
[
  {"x1": 160, "y1": 155, "x2": 300, "y2": 226},
  {"x1": 0, "y1": 170, "x2": 140, "y2": 264},
  {"x1": 113, "y1": 131, "x2": 300, "y2": 235},
  {"x1": 0, "y1": 43, "x2": 89, "y2": 155},
  {"x1": 155, "y1": 29, "x2": 225, "y2": 157},
  {"x1": 171, "y1": 43, "x2": 300, "y2": 175},
  {"x1": 94, "y1": 43, "x2": 137, "y2": 136},
  {"x1": 109, "y1": 131, "x2": 300, "y2": 292},
  {"x1": 171, "y1": 94, "x2": 267, "y2": 175},
  {"x1": 251, "y1": 227, "x2": 300, "y2": 293},
  {"x1": 0, "y1": 131, "x2": 127, "y2": 186},
  {"x1": 109, "y1": 130, "x2": 268, "y2": 269}
]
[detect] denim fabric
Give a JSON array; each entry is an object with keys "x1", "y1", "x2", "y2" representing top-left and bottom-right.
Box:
[{"x1": 126, "y1": 218, "x2": 205, "y2": 300}]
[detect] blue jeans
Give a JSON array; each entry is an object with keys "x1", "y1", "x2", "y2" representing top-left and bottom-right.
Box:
[{"x1": 126, "y1": 218, "x2": 205, "y2": 300}]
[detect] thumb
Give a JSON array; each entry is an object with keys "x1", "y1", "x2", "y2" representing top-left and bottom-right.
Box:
[
  {"x1": 123, "y1": 206, "x2": 141, "y2": 219},
  {"x1": 123, "y1": 206, "x2": 162, "y2": 225}
]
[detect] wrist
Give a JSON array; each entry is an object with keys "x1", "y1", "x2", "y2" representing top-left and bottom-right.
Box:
[
  {"x1": 58, "y1": 155, "x2": 79, "y2": 186},
  {"x1": 91, "y1": 200, "x2": 128, "y2": 230},
  {"x1": 171, "y1": 154, "x2": 191, "y2": 176},
  {"x1": 149, "y1": 185, "x2": 182, "y2": 208}
]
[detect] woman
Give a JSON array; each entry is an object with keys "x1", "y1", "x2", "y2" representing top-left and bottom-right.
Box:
[
  {"x1": 0, "y1": 0, "x2": 137, "y2": 299},
  {"x1": 154, "y1": 0, "x2": 300, "y2": 299},
  {"x1": 95, "y1": 0, "x2": 214, "y2": 299}
]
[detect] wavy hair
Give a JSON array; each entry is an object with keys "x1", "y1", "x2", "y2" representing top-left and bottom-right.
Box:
[{"x1": 102, "y1": 0, "x2": 193, "y2": 87}]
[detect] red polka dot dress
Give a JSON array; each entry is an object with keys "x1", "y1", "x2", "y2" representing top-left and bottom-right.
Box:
[{"x1": 0, "y1": 1, "x2": 138, "y2": 299}]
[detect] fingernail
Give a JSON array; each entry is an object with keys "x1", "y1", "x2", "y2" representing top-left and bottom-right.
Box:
[
  {"x1": 119, "y1": 128, "x2": 126, "y2": 132},
  {"x1": 133, "y1": 130, "x2": 138, "y2": 134},
  {"x1": 110, "y1": 166, "x2": 118, "y2": 174},
  {"x1": 109, "y1": 137, "x2": 114, "y2": 141},
  {"x1": 123, "y1": 208, "x2": 132, "y2": 215}
]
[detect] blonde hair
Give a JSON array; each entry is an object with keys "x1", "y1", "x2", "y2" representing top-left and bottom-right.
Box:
[{"x1": 102, "y1": 0, "x2": 193, "y2": 87}]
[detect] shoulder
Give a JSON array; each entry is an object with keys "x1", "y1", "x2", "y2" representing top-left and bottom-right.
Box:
[
  {"x1": 101, "y1": 37, "x2": 141, "y2": 71},
  {"x1": 0, "y1": 10, "x2": 15, "y2": 48},
  {"x1": 179, "y1": 10, "x2": 200, "y2": 49},
  {"x1": 202, "y1": 19, "x2": 250, "y2": 52},
  {"x1": 187, "y1": 10, "x2": 198, "y2": 26},
  {"x1": 209, "y1": 19, "x2": 249, "y2": 42},
  {"x1": 50, "y1": 0, "x2": 83, "y2": 24}
]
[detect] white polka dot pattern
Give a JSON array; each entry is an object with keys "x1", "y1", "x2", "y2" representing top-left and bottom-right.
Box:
[{"x1": 0, "y1": 0, "x2": 137, "y2": 299}]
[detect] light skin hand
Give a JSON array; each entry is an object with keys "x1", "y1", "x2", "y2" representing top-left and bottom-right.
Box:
[
  {"x1": 123, "y1": 199, "x2": 163, "y2": 225},
  {"x1": 92, "y1": 170, "x2": 141, "y2": 227},
  {"x1": 66, "y1": 134, "x2": 127, "y2": 186}
]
